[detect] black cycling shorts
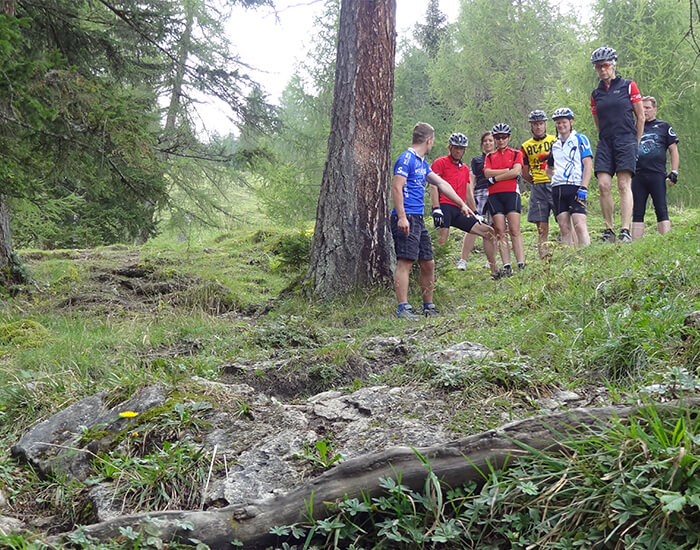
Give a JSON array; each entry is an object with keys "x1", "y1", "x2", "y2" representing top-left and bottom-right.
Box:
[
  {"x1": 487, "y1": 192, "x2": 521, "y2": 216},
  {"x1": 439, "y1": 203, "x2": 478, "y2": 233},
  {"x1": 552, "y1": 185, "x2": 586, "y2": 217},
  {"x1": 632, "y1": 172, "x2": 669, "y2": 223},
  {"x1": 595, "y1": 136, "x2": 637, "y2": 176}
]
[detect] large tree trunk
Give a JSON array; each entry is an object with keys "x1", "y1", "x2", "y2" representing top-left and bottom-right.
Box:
[
  {"x1": 1, "y1": 0, "x2": 19, "y2": 282},
  {"x1": 62, "y1": 398, "x2": 700, "y2": 549},
  {"x1": 0, "y1": 196, "x2": 14, "y2": 277},
  {"x1": 1, "y1": 0, "x2": 15, "y2": 16},
  {"x1": 305, "y1": 0, "x2": 396, "y2": 299}
]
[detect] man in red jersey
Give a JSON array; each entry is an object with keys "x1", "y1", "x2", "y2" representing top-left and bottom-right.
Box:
[{"x1": 429, "y1": 133, "x2": 498, "y2": 278}]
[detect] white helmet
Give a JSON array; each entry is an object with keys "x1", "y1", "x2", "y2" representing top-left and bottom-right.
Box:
[
  {"x1": 552, "y1": 107, "x2": 574, "y2": 120},
  {"x1": 491, "y1": 123, "x2": 511, "y2": 135}
]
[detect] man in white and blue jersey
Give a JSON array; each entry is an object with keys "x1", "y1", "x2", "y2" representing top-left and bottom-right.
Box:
[
  {"x1": 545, "y1": 108, "x2": 592, "y2": 247},
  {"x1": 391, "y1": 122, "x2": 476, "y2": 319}
]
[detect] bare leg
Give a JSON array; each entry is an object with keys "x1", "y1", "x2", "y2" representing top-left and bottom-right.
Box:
[
  {"x1": 536, "y1": 221, "x2": 550, "y2": 259},
  {"x1": 617, "y1": 170, "x2": 633, "y2": 231},
  {"x1": 461, "y1": 232, "x2": 477, "y2": 260},
  {"x1": 491, "y1": 214, "x2": 510, "y2": 266},
  {"x1": 597, "y1": 172, "x2": 614, "y2": 230},
  {"x1": 657, "y1": 220, "x2": 671, "y2": 235},
  {"x1": 631, "y1": 221, "x2": 645, "y2": 241},
  {"x1": 572, "y1": 213, "x2": 590, "y2": 246},
  {"x1": 506, "y1": 211, "x2": 525, "y2": 264},
  {"x1": 556, "y1": 212, "x2": 574, "y2": 246},
  {"x1": 394, "y1": 258, "x2": 413, "y2": 304},
  {"x1": 435, "y1": 227, "x2": 450, "y2": 246},
  {"x1": 418, "y1": 259, "x2": 435, "y2": 305},
  {"x1": 470, "y1": 224, "x2": 499, "y2": 275}
]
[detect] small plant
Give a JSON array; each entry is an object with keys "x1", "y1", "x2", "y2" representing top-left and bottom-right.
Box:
[
  {"x1": 92, "y1": 440, "x2": 214, "y2": 513},
  {"x1": 234, "y1": 399, "x2": 253, "y2": 419},
  {"x1": 294, "y1": 438, "x2": 344, "y2": 470}
]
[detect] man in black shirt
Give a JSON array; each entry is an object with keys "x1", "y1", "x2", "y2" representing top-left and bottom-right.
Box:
[{"x1": 631, "y1": 96, "x2": 680, "y2": 240}]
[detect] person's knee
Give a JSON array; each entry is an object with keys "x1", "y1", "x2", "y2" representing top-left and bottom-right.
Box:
[
  {"x1": 617, "y1": 171, "x2": 632, "y2": 189},
  {"x1": 419, "y1": 259, "x2": 434, "y2": 273}
]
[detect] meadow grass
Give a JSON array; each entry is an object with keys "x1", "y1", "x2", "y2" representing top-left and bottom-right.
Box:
[{"x1": 0, "y1": 205, "x2": 697, "y2": 548}]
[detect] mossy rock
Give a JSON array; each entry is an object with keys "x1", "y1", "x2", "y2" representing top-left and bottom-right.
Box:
[{"x1": 0, "y1": 320, "x2": 49, "y2": 349}]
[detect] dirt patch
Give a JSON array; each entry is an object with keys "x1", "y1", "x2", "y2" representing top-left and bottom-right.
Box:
[{"x1": 220, "y1": 346, "x2": 410, "y2": 400}]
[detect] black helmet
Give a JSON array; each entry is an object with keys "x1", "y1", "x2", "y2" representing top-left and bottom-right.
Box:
[
  {"x1": 591, "y1": 46, "x2": 617, "y2": 65},
  {"x1": 528, "y1": 110, "x2": 547, "y2": 122},
  {"x1": 552, "y1": 107, "x2": 574, "y2": 120},
  {"x1": 492, "y1": 123, "x2": 511, "y2": 135},
  {"x1": 448, "y1": 132, "x2": 469, "y2": 147}
]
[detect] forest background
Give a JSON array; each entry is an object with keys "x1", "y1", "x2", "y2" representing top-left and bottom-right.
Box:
[{"x1": 0, "y1": 0, "x2": 698, "y2": 257}]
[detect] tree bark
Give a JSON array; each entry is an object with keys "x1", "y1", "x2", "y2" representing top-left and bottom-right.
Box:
[
  {"x1": 1, "y1": 0, "x2": 15, "y2": 16},
  {"x1": 63, "y1": 398, "x2": 700, "y2": 550},
  {"x1": 305, "y1": 0, "x2": 396, "y2": 299},
  {"x1": 0, "y1": 0, "x2": 19, "y2": 281},
  {"x1": 0, "y1": 196, "x2": 15, "y2": 279}
]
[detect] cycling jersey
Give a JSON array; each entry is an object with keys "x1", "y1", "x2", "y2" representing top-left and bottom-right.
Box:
[
  {"x1": 521, "y1": 135, "x2": 556, "y2": 184},
  {"x1": 636, "y1": 119, "x2": 678, "y2": 175},
  {"x1": 431, "y1": 155, "x2": 469, "y2": 208},
  {"x1": 392, "y1": 147, "x2": 432, "y2": 215},
  {"x1": 547, "y1": 131, "x2": 593, "y2": 186},
  {"x1": 590, "y1": 76, "x2": 642, "y2": 139},
  {"x1": 471, "y1": 154, "x2": 489, "y2": 191},
  {"x1": 484, "y1": 147, "x2": 523, "y2": 194}
]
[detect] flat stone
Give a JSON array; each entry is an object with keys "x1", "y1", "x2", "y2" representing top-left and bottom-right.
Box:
[
  {"x1": 430, "y1": 341, "x2": 493, "y2": 363},
  {"x1": 0, "y1": 515, "x2": 25, "y2": 535}
]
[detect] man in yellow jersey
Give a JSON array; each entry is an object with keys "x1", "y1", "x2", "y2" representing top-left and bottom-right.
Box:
[{"x1": 521, "y1": 110, "x2": 557, "y2": 259}]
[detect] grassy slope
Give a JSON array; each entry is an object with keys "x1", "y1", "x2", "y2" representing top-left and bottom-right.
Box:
[{"x1": 0, "y1": 204, "x2": 698, "y2": 546}]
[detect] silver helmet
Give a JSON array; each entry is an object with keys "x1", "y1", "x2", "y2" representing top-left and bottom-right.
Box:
[
  {"x1": 528, "y1": 110, "x2": 547, "y2": 122},
  {"x1": 491, "y1": 123, "x2": 511, "y2": 135},
  {"x1": 591, "y1": 46, "x2": 617, "y2": 65},
  {"x1": 448, "y1": 132, "x2": 469, "y2": 147}
]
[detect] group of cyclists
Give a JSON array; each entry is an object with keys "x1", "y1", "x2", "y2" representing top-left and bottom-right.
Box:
[{"x1": 390, "y1": 46, "x2": 680, "y2": 319}]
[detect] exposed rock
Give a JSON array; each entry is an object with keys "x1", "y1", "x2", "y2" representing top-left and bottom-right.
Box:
[
  {"x1": 552, "y1": 390, "x2": 582, "y2": 403},
  {"x1": 428, "y1": 341, "x2": 493, "y2": 363},
  {"x1": 682, "y1": 310, "x2": 700, "y2": 340},
  {"x1": 11, "y1": 385, "x2": 168, "y2": 480},
  {"x1": 0, "y1": 515, "x2": 25, "y2": 536},
  {"x1": 0, "y1": 489, "x2": 6, "y2": 508}
]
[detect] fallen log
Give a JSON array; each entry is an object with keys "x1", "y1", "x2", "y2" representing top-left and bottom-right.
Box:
[{"x1": 58, "y1": 397, "x2": 700, "y2": 549}]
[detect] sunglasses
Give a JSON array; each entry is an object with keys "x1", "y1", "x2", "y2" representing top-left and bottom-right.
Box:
[
  {"x1": 494, "y1": 135, "x2": 510, "y2": 140},
  {"x1": 595, "y1": 62, "x2": 612, "y2": 70}
]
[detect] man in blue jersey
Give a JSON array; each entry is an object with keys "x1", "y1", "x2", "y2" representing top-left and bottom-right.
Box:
[
  {"x1": 391, "y1": 122, "x2": 477, "y2": 319},
  {"x1": 545, "y1": 108, "x2": 592, "y2": 247},
  {"x1": 631, "y1": 96, "x2": 680, "y2": 240}
]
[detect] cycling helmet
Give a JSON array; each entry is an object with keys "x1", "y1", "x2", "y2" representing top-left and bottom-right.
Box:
[
  {"x1": 448, "y1": 132, "x2": 469, "y2": 147},
  {"x1": 528, "y1": 110, "x2": 547, "y2": 122},
  {"x1": 590, "y1": 46, "x2": 617, "y2": 65},
  {"x1": 491, "y1": 123, "x2": 511, "y2": 135},
  {"x1": 551, "y1": 107, "x2": 574, "y2": 120}
]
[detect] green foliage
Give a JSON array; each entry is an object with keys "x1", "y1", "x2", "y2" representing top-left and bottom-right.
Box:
[
  {"x1": 270, "y1": 231, "x2": 313, "y2": 270},
  {"x1": 294, "y1": 438, "x2": 344, "y2": 470},
  {"x1": 0, "y1": 320, "x2": 49, "y2": 351},
  {"x1": 250, "y1": 0, "x2": 339, "y2": 223},
  {"x1": 92, "y1": 440, "x2": 211, "y2": 513},
  {"x1": 271, "y1": 406, "x2": 700, "y2": 549}
]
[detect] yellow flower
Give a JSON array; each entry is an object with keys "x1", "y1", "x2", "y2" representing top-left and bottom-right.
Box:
[
  {"x1": 131, "y1": 432, "x2": 139, "y2": 437},
  {"x1": 119, "y1": 411, "x2": 139, "y2": 418}
]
